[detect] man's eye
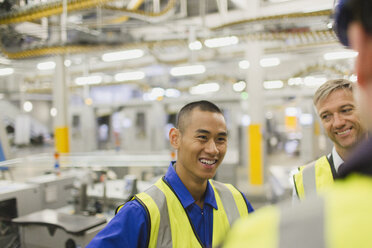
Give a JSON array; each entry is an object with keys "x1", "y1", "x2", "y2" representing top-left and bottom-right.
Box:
[
  {"x1": 321, "y1": 114, "x2": 330, "y2": 120},
  {"x1": 198, "y1": 136, "x2": 207, "y2": 140},
  {"x1": 342, "y1": 108, "x2": 353, "y2": 113}
]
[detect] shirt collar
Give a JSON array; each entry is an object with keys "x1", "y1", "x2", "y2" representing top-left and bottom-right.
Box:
[
  {"x1": 331, "y1": 146, "x2": 344, "y2": 173},
  {"x1": 164, "y1": 161, "x2": 218, "y2": 210}
]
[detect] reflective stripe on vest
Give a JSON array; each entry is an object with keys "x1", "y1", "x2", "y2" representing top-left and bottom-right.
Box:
[
  {"x1": 133, "y1": 178, "x2": 248, "y2": 248},
  {"x1": 293, "y1": 155, "x2": 333, "y2": 199},
  {"x1": 278, "y1": 197, "x2": 325, "y2": 248}
]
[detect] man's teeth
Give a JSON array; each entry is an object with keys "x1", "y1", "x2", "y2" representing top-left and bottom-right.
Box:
[
  {"x1": 337, "y1": 129, "x2": 351, "y2": 135},
  {"x1": 200, "y1": 159, "x2": 216, "y2": 165}
]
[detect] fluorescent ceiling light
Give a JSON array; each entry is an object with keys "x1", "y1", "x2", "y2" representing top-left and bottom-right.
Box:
[
  {"x1": 64, "y1": 59, "x2": 71, "y2": 67},
  {"x1": 143, "y1": 87, "x2": 164, "y2": 101},
  {"x1": 151, "y1": 87, "x2": 165, "y2": 97},
  {"x1": 288, "y1": 77, "x2": 303, "y2": 86},
  {"x1": 189, "y1": 41, "x2": 202, "y2": 50},
  {"x1": 241, "y1": 115, "x2": 251, "y2": 126},
  {"x1": 102, "y1": 49, "x2": 144, "y2": 62},
  {"x1": 75, "y1": 75, "x2": 102, "y2": 85},
  {"x1": 165, "y1": 88, "x2": 181, "y2": 98},
  {"x1": 233, "y1": 81, "x2": 246, "y2": 92},
  {"x1": 170, "y1": 65, "x2": 206, "y2": 77},
  {"x1": 23, "y1": 101, "x2": 33, "y2": 112},
  {"x1": 323, "y1": 51, "x2": 358, "y2": 60},
  {"x1": 300, "y1": 113, "x2": 313, "y2": 125},
  {"x1": 115, "y1": 71, "x2": 145, "y2": 81},
  {"x1": 189, "y1": 83, "x2": 220, "y2": 95},
  {"x1": 260, "y1": 57, "x2": 280, "y2": 67},
  {"x1": 0, "y1": 68, "x2": 14, "y2": 76},
  {"x1": 239, "y1": 60, "x2": 250, "y2": 69},
  {"x1": 264, "y1": 80, "x2": 283, "y2": 89},
  {"x1": 50, "y1": 107, "x2": 57, "y2": 117},
  {"x1": 349, "y1": 74, "x2": 357, "y2": 83},
  {"x1": 204, "y1": 36, "x2": 238, "y2": 48},
  {"x1": 37, "y1": 61, "x2": 56, "y2": 70},
  {"x1": 285, "y1": 107, "x2": 298, "y2": 117}
]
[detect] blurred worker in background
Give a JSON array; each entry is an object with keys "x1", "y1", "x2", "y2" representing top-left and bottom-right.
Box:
[
  {"x1": 220, "y1": 0, "x2": 372, "y2": 247},
  {"x1": 292, "y1": 79, "x2": 366, "y2": 200},
  {"x1": 88, "y1": 100, "x2": 254, "y2": 248}
]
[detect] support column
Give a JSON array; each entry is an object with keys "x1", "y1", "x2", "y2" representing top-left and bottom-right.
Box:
[
  {"x1": 246, "y1": 42, "x2": 265, "y2": 186},
  {"x1": 53, "y1": 1, "x2": 69, "y2": 153},
  {"x1": 53, "y1": 56, "x2": 69, "y2": 153}
]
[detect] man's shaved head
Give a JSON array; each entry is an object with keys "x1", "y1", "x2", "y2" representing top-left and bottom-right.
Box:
[{"x1": 176, "y1": 100, "x2": 223, "y2": 133}]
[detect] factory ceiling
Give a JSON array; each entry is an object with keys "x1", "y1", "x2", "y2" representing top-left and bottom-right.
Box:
[{"x1": 0, "y1": 0, "x2": 354, "y2": 96}]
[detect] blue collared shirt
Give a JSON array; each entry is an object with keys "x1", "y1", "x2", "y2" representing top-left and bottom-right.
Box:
[{"x1": 87, "y1": 162, "x2": 254, "y2": 248}]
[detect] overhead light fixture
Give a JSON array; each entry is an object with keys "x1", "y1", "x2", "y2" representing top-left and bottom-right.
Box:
[
  {"x1": 50, "y1": 107, "x2": 57, "y2": 117},
  {"x1": 204, "y1": 36, "x2": 239, "y2": 48},
  {"x1": 114, "y1": 71, "x2": 145, "y2": 81},
  {"x1": 23, "y1": 101, "x2": 33, "y2": 112},
  {"x1": 260, "y1": 57, "x2": 280, "y2": 67},
  {"x1": 189, "y1": 41, "x2": 202, "y2": 50},
  {"x1": 143, "y1": 87, "x2": 165, "y2": 101},
  {"x1": 288, "y1": 77, "x2": 303, "y2": 86},
  {"x1": 241, "y1": 115, "x2": 251, "y2": 126},
  {"x1": 323, "y1": 51, "x2": 358, "y2": 60},
  {"x1": 264, "y1": 80, "x2": 283, "y2": 89},
  {"x1": 349, "y1": 74, "x2": 357, "y2": 83},
  {"x1": 64, "y1": 59, "x2": 71, "y2": 67},
  {"x1": 189, "y1": 82, "x2": 220, "y2": 95},
  {"x1": 0, "y1": 67, "x2": 14, "y2": 76},
  {"x1": 151, "y1": 87, "x2": 165, "y2": 97},
  {"x1": 102, "y1": 49, "x2": 144, "y2": 62},
  {"x1": 239, "y1": 60, "x2": 250, "y2": 69},
  {"x1": 170, "y1": 65, "x2": 206, "y2": 77},
  {"x1": 37, "y1": 61, "x2": 56, "y2": 70},
  {"x1": 75, "y1": 75, "x2": 102, "y2": 85},
  {"x1": 165, "y1": 88, "x2": 181, "y2": 98},
  {"x1": 300, "y1": 113, "x2": 313, "y2": 125},
  {"x1": 233, "y1": 81, "x2": 246, "y2": 92},
  {"x1": 285, "y1": 107, "x2": 298, "y2": 117}
]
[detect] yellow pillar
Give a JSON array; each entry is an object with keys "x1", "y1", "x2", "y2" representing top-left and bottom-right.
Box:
[
  {"x1": 245, "y1": 39, "x2": 265, "y2": 186},
  {"x1": 53, "y1": 55, "x2": 69, "y2": 153},
  {"x1": 248, "y1": 124, "x2": 263, "y2": 185}
]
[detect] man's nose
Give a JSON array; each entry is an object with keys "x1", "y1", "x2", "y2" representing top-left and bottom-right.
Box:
[
  {"x1": 333, "y1": 113, "x2": 346, "y2": 127},
  {"x1": 205, "y1": 140, "x2": 219, "y2": 155}
]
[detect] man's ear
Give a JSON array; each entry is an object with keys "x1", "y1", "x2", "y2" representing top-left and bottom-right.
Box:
[
  {"x1": 169, "y1": 127, "x2": 180, "y2": 149},
  {"x1": 348, "y1": 22, "x2": 372, "y2": 88}
]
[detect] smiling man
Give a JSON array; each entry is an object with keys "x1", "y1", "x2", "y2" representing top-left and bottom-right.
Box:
[
  {"x1": 293, "y1": 79, "x2": 366, "y2": 200},
  {"x1": 87, "y1": 100, "x2": 253, "y2": 248}
]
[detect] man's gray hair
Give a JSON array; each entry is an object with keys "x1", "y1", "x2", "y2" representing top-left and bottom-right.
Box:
[{"x1": 313, "y1": 79, "x2": 354, "y2": 106}]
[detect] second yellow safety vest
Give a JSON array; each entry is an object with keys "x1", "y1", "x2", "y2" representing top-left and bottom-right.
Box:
[
  {"x1": 119, "y1": 177, "x2": 249, "y2": 248},
  {"x1": 222, "y1": 173, "x2": 372, "y2": 248},
  {"x1": 293, "y1": 155, "x2": 334, "y2": 199}
]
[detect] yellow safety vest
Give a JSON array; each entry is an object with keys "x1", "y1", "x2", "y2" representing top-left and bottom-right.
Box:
[
  {"x1": 293, "y1": 155, "x2": 334, "y2": 199},
  {"x1": 118, "y1": 177, "x2": 249, "y2": 248},
  {"x1": 222, "y1": 174, "x2": 372, "y2": 248}
]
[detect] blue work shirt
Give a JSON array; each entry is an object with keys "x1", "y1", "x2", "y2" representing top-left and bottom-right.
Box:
[{"x1": 87, "y1": 161, "x2": 254, "y2": 248}]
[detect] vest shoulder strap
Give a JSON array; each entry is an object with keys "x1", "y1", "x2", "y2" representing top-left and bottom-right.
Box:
[{"x1": 295, "y1": 155, "x2": 332, "y2": 199}]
